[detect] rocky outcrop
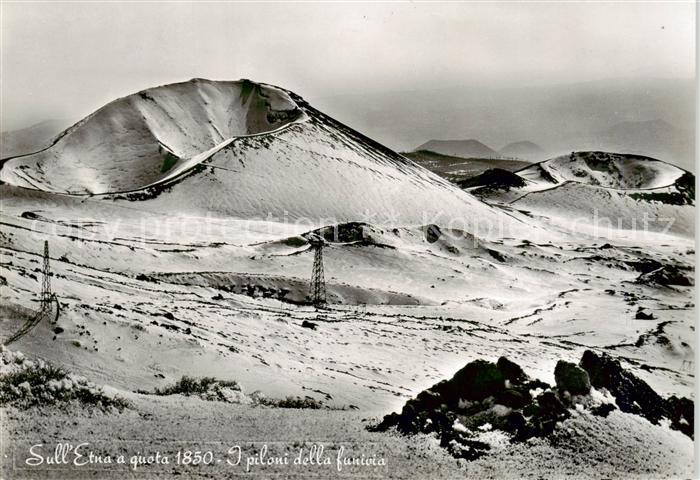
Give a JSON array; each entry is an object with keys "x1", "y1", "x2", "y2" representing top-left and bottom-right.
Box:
[
  {"x1": 370, "y1": 357, "x2": 558, "y2": 460},
  {"x1": 371, "y1": 351, "x2": 693, "y2": 461},
  {"x1": 636, "y1": 265, "x2": 694, "y2": 287},
  {"x1": 667, "y1": 395, "x2": 694, "y2": 439},
  {"x1": 579, "y1": 350, "x2": 693, "y2": 438}
]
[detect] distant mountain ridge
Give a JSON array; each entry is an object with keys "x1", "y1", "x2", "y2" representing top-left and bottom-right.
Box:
[
  {"x1": 313, "y1": 77, "x2": 695, "y2": 171},
  {"x1": 414, "y1": 139, "x2": 499, "y2": 158}
]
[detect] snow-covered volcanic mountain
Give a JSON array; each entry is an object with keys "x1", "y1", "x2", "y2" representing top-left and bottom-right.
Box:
[
  {"x1": 1, "y1": 80, "x2": 305, "y2": 193},
  {"x1": 517, "y1": 151, "x2": 687, "y2": 190},
  {"x1": 1, "y1": 79, "x2": 509, "y2": 229},
  {"x1": 466, "y1": 151, "x2": 694, "y2": 237}
]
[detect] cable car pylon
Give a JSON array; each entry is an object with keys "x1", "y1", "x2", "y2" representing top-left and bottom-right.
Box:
[{"x1": 308, "y1": 234, "x2": 327, "y2": 308}]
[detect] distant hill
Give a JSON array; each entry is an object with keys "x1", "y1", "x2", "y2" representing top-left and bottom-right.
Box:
[
  {"x1": 516, "y1": 151, "x2": 687, "y2": 190},
  {"x1": 313, "y1": 78, "x2": 694, "y2": 171},
  {"x1": 414, "y1": 139, "x2": 499, "y2": 159},
  {"x1": 402, "y1": 150, "x2": 529, "y2": 183},
  {"x1": 1, "y1": 119, "x2": 71, "y2": 159},
  {"x1": 499, "y1": 141, "x2": 547, "y2": 161}
]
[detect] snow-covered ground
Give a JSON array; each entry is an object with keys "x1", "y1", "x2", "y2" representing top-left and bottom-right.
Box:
[
  {"x1": 0, "y1": 80, "x2": 694, "y2": 478},
  {"x1": 1, "y1": 393, "x2": 692, "y2": 479}
]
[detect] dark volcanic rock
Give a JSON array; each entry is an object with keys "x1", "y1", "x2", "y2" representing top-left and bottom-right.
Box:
[
  {"x1": 635, "y1": 308, "x2": 655, "y2": 320},
  {"x1": 636, "y1": 265, "x2": 694, "y2": 287},
  {"x1": 370, "y1": 358, "x2": 517, "y2": 460},
  {"x1": 371, "y1": 352, "x2": 694, "y2": 463},
  {"x1": 582, "y1": 351, "x2": 694, "y2": 438},
  {"x1": 533, "y1": 391, "x2": 571, "y2": 435},
  {"x1": 424, "y1": 224, "x2": 442, "y2": 243},
  {"x1": 370, "y1": 357, "x2": 569, "y2": 459},
  {"x1": 591, "y1": 403, "x2": 617, "y2": 417},
  {"x1": 667, "y1": 396, "x2": 694, "y2": 439},
  {"x1": 457, "y1": 168, "x2": 526, "y2": 190},
  {"x1": 494, "y1": 388, "x2": 531, "y2": 408},
  {"x1": 579, "y1": 350, "x2": 694, "y2": 438},
  {"x1": 554, "y1": 360, "x2": 591, "y2": 395},
  {"x1": 580, "y1": 350, "x2": 666, "y2": 422},
  {"x1": 497, "y1": 356, "x2": 527, "y2": 383},
  {"x1": 313, "y1": 222, "x2": 367, "y2": 243},
  {"x1": 625, "y1": 259, "x2": 662, "y2": 274},
  {"x1": 432, "y1": 359, "x2": 506, "y2": 403}
]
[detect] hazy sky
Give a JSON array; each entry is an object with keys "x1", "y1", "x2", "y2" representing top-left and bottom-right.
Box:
[{"x1": 0, "y1": 1, "x2": 695, "y2": 131}]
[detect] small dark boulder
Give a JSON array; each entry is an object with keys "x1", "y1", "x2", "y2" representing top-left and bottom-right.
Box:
[
  {"x1": 503, "y1": 411, "x2": 526, "y2": 432},
  {"x1": 487, "y1": 249, "x2": 507, "y2": 263},
  {"x1": 554, "y1": 360, "x2": 591, "y2": 395},
  {"x1": 301, "y1": 320, "x2": 317, "y2": 330},
  {"x1": 424, "y1": 224, "x2": 442, "y2": 243},
  {"x1": 444, "y1": 437, "x2": 491, "y2": 461},
  {"x1": 635, "y1": 308, "x2": 655, "y2": 320},
  {"x1": 537, "y1": 390, "x2": 568, "y2": 416},
  {"x1": 497, "y1": 356, "x2": 527, "y2": 383},
  {"x1": 591, "y1": 403, "x2": 617, "y2": 417},
  {"x1": 20, "y1": 211, "x2": 40, "y2": 220}
]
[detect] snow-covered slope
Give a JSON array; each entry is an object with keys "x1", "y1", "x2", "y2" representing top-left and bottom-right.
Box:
[
  {"x1": 124, "y1": 110, "x2": 514, "y2": 229},
  {"x1": 0, "y1": 79, "x2": 305, "y2": 194},
  {"x1": 465, "y1": 151, "x2": 694, "y2": 237},
  {"x1": 0, "y1": 79, "x2": 519, "y2": 233},
  {"x1": 512, "y1": 182, "x2": 695, "y2": 237}
]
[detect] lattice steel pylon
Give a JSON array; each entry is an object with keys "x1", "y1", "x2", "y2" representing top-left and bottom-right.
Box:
[
  {"x1": 309, "y1": 237, "x2": 327, "y2": 307},
  {"x1": 3, "y1": 241, "x2": 57, "y2": 346},
  {"x1": 40, "y1": 241, "x2": 52, "y2": 311}
]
